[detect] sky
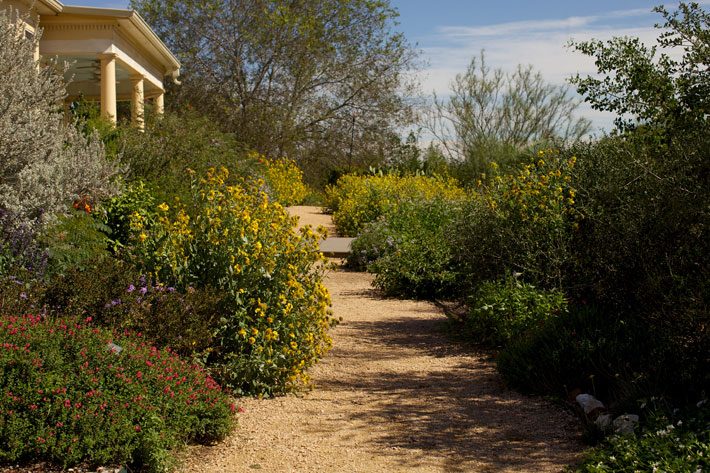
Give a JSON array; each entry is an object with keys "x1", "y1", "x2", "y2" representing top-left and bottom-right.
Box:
[{"x1": 73, "y1": 0, "x2": 701, "y2": 134}]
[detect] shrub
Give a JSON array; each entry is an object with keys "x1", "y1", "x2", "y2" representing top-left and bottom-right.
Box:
[
  {"x1": 452, "y1": 150, "x2": 578, "y2": 291},
  {"x1": 40, "y1": 258, "x2": 224, "y2": 357},
  {"x1": 325, "y1": 173, "x2": 465, "y2": 236},
  {"x1": 100, "y1": 180, "x2": 158, "y2": 250},
  {"x1": 0, "y1": 209, "x2": 48, "y2": 278},
  {"x1": 460, "y1": 278, "x2": 567, "y2": 347},
  {"x1": 128, "y1": 167, "x2": 335, "y2": 395},
  {"x1": 350, "y1": 198, "x2": 463, "y2": 299},
  {"x1": 0, "y1": 314, "x2": 234, "y2": 472},
  {"x1": 496, "y1": 306, "x2": 664, "y2": 403},
  {"x1": 117, "y1": 111, "x2": 260, "y2": 204},
  {"x1": 574, "y1": 404, "x2": 709, "y2": 472},
  {"x1": 260, "y1": 157, "x2": 309, "y2": 206},
  {"x1": 40, "y1": 211, "x2": 113, "y2": 277},
  {"x1": 0, "y1": 9, "x2": 120, "y2": 227},
  {"x1": 562, "y1": 132, "x2": 710, "y2": 404}
]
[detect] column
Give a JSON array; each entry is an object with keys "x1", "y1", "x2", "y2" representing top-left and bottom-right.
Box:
[
  {"x1": 99, "y1": 53, "x2": 117, "y2": 125},
  {"x1": 131, "y1": 75, "x2": 145, "y2": 131},
  {"x1": 155, "y1": 91, "x2": 165, "y2": 116}
]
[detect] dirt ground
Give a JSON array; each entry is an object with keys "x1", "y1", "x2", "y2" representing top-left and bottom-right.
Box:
[{"x1": 179, "y1": 207, "x2": 582, "y2": 473}]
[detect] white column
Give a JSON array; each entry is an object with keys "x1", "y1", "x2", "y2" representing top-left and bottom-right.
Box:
[
  {"x1": 131, "y1": 75, "x2": 145, "y2": 131},
  {"x1": 155, "y1": 91, "x2": 165, "y2": 116},
  {"x1": 99, "y1": 53, "x2": 117, "y2": 125}
]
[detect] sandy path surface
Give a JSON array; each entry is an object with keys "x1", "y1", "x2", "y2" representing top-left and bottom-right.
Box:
[{"x1": 180, "y1": 208, "x2": 581, "y2": 473}]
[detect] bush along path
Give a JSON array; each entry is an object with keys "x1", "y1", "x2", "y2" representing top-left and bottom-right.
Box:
[{"x1": 180, "y1": 207, "x2": 581, "y2": 473}]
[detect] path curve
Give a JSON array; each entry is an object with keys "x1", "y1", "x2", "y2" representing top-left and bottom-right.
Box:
[{"x1": 180, "y1": 207, "x2": 581, "y2": 472}]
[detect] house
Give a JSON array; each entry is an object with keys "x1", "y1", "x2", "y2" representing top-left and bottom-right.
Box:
[{"x1": 6, "y1": 0, "x2": 180, "y2": 130}]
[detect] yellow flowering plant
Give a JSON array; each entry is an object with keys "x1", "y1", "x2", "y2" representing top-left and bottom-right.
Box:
[
  {"x1": 129, "y1": 167, "x2": 335, "y2": 396},
  {"x1": 454, "y1": 149, "x2": 579, "y2": 290},
  {"x1": 259, "y1": 155, "x2": 309, "y2": 207},
  {"x1": 325, "y1": 173, "x2": 466, "y2": 236}
]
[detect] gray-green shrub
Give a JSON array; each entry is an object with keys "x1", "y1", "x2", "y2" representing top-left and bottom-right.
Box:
[{"x1": 0, "y1": 8, "x2": 119, "y2": 227}]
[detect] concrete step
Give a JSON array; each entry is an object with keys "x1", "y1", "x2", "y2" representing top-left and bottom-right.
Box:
[{"x1": 319, "y1": 237, "x2": 355, "y2": 258}]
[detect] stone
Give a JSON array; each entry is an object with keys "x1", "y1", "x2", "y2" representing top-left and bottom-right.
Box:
[
  {"x1": 613, "y1": 414, "x2": 639, "y2": 435},
  {"x1": 575, "y1": 393, "x2": 605, "y2": 415},
  {"x1": 595, "y1": 413, "x2": 613, "y2": 431}
]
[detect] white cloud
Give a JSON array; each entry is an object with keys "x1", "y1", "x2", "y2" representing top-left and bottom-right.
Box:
[{"x1": 416, "y1": 7, "x2": 665, "y2": 133}]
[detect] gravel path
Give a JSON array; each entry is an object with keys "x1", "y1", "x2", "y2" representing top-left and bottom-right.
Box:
[{"x1": 180, "y1": 207, "x2": 582, "y2": 473}]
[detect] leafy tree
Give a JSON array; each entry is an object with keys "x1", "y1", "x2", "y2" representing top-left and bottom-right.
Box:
[
  {"x1": 569, "y1": 2, "x2": 709, "y2": 136},
  {"x1": 0, "y1": 8, "x2": 119, "y2": 226},
  {"x1": 428, "y1": 51, "x2": 590, "y2": 178},
  {"x1": 131, "y1": 0, "x2": 418, "y2": 183}
]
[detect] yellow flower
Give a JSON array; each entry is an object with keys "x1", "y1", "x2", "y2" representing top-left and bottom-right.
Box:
[
  {"x1": 238, "y1": 328, "x2": 247, "y2": 337},
  {"x1": 139, "y1": 232, "x2": 147, "y2": 242},
  {"x1": 158, "y1": 202, "x2": 170, "y2": 212},
  {"x1": 248, "y1": 337, "x2": 256, "y2": 344}
]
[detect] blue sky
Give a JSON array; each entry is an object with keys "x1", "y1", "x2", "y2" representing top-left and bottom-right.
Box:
[{"x1": 74, "y1": 0, "x2": 701, "y2": 133}]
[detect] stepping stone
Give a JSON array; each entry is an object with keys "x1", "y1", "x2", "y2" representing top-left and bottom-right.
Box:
[{"x1": 319, "y1": 237, "x2": 355, "y2": 258}]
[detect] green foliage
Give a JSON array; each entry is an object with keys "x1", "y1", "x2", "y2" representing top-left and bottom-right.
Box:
[
  {"x1": 100, "y1": 180, "x2": 157, "y2": 249},
  {"x1": 350, "y1": 198, "x2": 462, "y2": 299},
  {"x1": 117, "y1": 111, "x2": 260, "y2": 204},
  {"x1": 41, "y1": 211, "x2": 112, "y2": 277},
  {"x1": 496, "y1": 306, "x2": 648, "y2": 401},
  {"x1": 128, "y1": 167, "x2": 335, "y2": 396},
  {"x1": 325, "y1": 173, "x2": 466, "y2": 237},
  {"x1": 0, "y1": 314, "x2": 234, "y2": 472},
  {"x1": 460, "y1": 278, "x2": 567, "y2": 347},
  {"x1": 569, "y1": 2, "x2": 709, "y2": 136},
  {"x1": 564, "y1": 131, "x2": 709, "y2": 402},
  {"x1": 575, "y1": 405, "x2": 709, "y2": 472}
]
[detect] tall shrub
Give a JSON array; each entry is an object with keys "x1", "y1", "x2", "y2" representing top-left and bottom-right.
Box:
[
  {"x1": 453, "y1": 150, "x2": 578, "y2": 292},
  {"x1": 0, "y1": 9, "x2": 119, "y2": 227},
  {"x1": 129, "y1": 168, "x2": 335, "y2": 395}
]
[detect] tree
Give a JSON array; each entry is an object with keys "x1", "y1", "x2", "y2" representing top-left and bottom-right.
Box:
[
  {"x1": 131, "y1": 0, "x2": 418, "y2": 183},
  {"x1": 0, "y1": 8, "x2": 119, "y2": 226},
  {"x1": 569, "y1": 2, "x2": 709, "y2": 136},
  {"x1": 428, "y1": 51, "x2": 591, "y2": 178}
]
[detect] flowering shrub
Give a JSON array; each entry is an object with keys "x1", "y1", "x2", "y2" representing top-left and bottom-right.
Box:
[
  {"x1": 129, "y1": 167, "x2": 335, "y2": 395},
  {"x1": 260, "y1": 156, "x2": 309, "y2": 207},
  {"x1": 324, "y1": 173, "x2": 466, "y2": 236},
  {"x1": 0, "y1": 314, "x2": 234, "y2": 472},
  {"x1": 453, "y1": 150, "x2": 578, "y2": 290},
  {"x1": 41, "y1": 258, "x2": 224, "y2": 357},
  {"x1": 0, "y1": 209, "x2": 48, "y2": 277}
]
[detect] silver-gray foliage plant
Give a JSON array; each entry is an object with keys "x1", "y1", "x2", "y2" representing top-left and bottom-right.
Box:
[{"x1": 0, "y1": 7, "x2": 120, "y2": 226}]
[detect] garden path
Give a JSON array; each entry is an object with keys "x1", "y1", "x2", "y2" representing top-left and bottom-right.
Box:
[{"x1": 180, "y1": 207, "x2": 582, "y2": 473}]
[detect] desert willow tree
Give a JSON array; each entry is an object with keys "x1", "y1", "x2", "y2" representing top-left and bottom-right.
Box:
[
  {"x1": 0, "y1": 9, "x2": 119, "y2": 226},
  {"x1": 427, "y1": 52, "x2": 591, "y2": 180},
  {"x1": 131, "y1": 0, "x2": 419, "y2": 184}
]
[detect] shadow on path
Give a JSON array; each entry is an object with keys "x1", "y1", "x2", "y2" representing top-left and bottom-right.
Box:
[{"x1": 317, "y1": 312, "x2": 581, "y2": 472}]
